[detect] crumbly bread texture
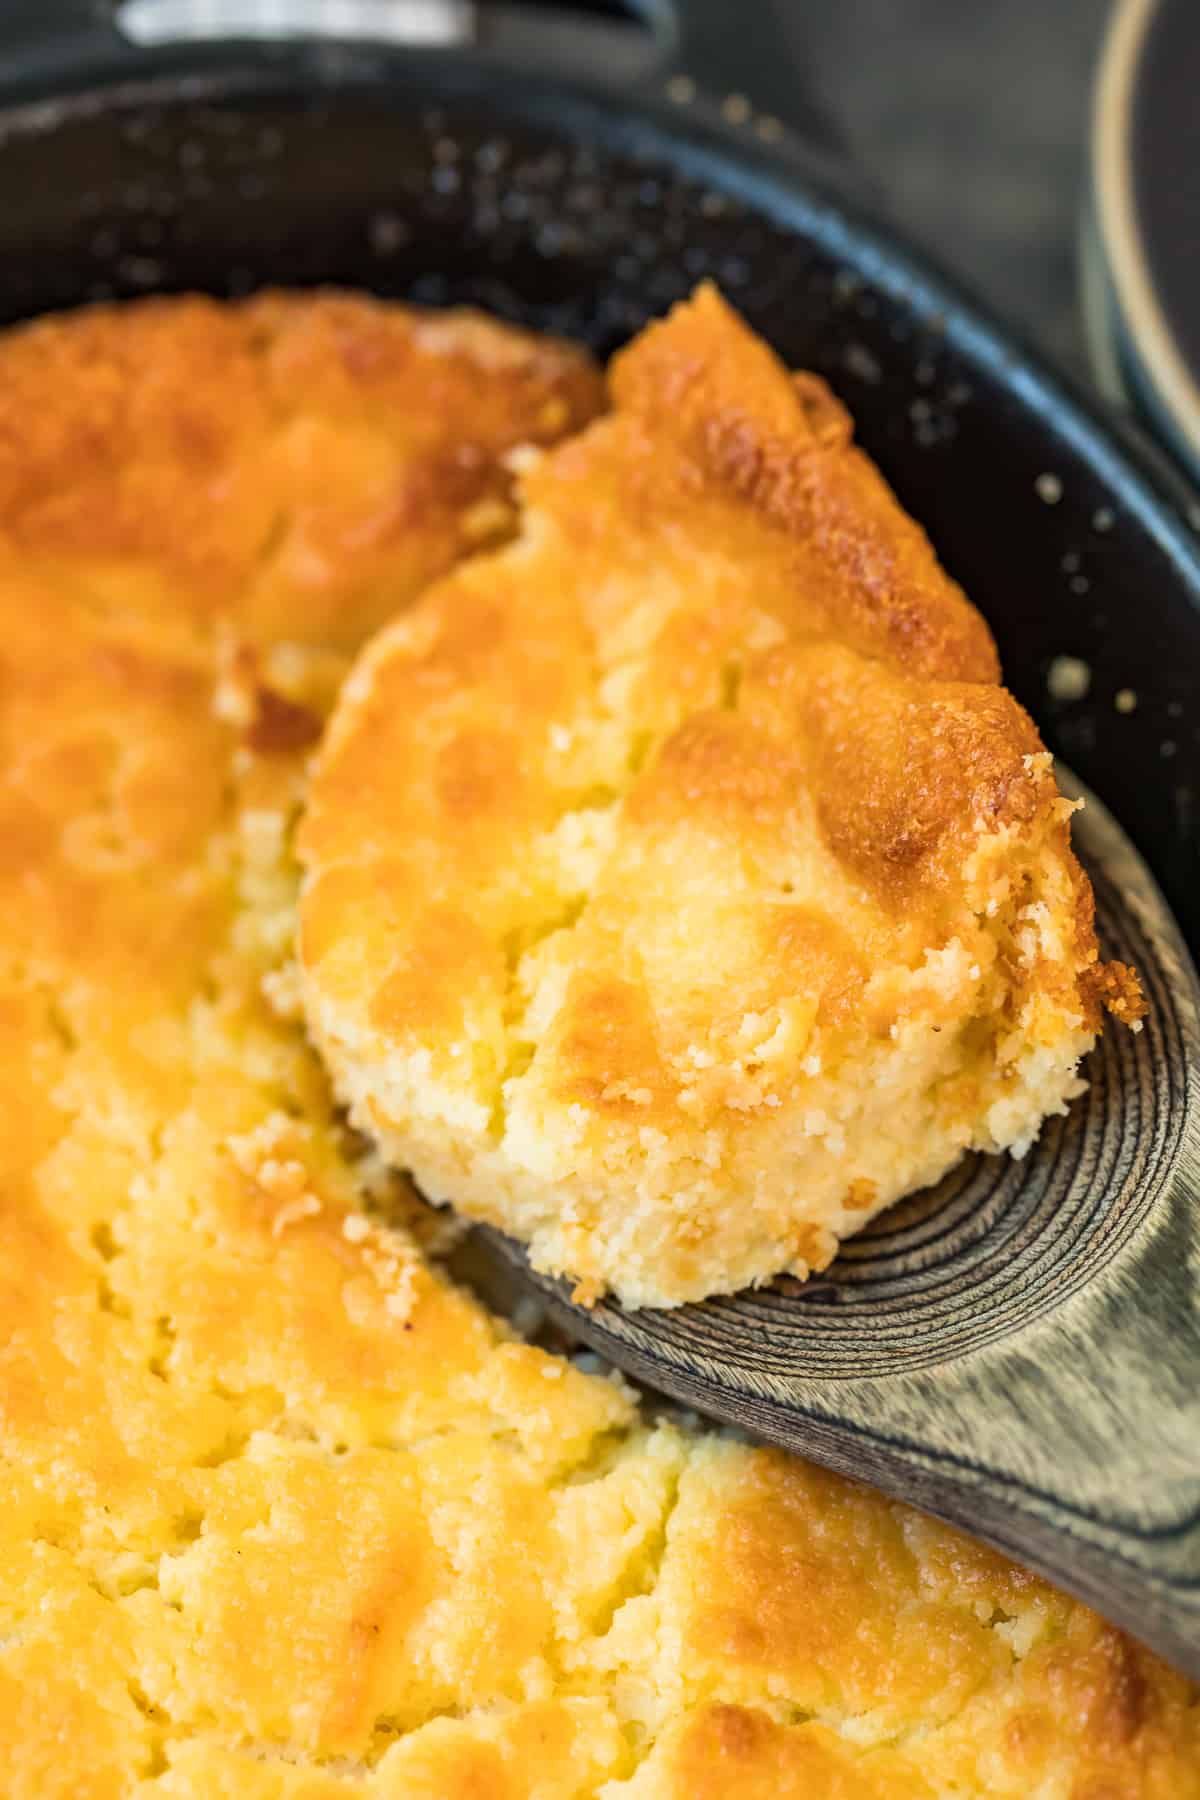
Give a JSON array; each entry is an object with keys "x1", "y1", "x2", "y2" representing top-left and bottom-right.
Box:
[
  {"x1": 299, "y1": 284, "x2": 1143, "y2": 1308},
  {"x1": 2, "y1": 291, "x2": 1190, "y2": 1800}
]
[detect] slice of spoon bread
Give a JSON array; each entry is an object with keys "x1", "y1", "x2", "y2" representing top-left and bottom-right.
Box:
[{"x1": 299, "y1": 283, "x2": 1142, "y2": 1308}]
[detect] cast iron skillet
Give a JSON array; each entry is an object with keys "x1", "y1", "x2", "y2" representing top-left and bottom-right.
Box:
[{"x1": 4, "y1": 0, "x2": 1200, "y2": 1675}]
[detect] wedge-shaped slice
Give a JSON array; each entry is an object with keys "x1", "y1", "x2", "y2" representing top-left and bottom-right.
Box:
[{"x1": 299, "y1": 285, "x2": 1142, "y2": 1308}]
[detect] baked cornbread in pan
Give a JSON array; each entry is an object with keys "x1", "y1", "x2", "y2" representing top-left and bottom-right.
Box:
[
  {"x1": 1, "y1": 291, "x2": 1191, "y2": 1799},
  {"x1": 299, "y1": 284, "x2": 1142, "y2": 1309}
]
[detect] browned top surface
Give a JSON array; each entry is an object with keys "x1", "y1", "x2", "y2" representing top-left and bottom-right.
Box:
[
  {"x1": 302, "y1": 283, "x2": 1120, "y2": 1074},
  {"x1": 0, "y1": 288, "x2": 601, "y2": 651}
]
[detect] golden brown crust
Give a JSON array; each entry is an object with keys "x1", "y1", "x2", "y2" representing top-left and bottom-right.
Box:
[
  {"x1": 603, "y1": 1446, "x2": 1200, "y2": 1798},
  {"x1": 0, "y1": 288, "x2": 602, "y2": 650},
  {"x1": 605, "y1": 292, "x2": 999, "y2": 684},
  {"x1": 618, "y1": 1706, "x2": 938, "y2": 1799},
  {"x1": 1084, "y1": 957, "x2": 1149, "y2": 1028},
  {"x1": 299, "y1": 284, "x2": 1137, "y2": 1307},
  {"x1": 0, "y1": 291, "x2": 1186, "y2": 1799}
]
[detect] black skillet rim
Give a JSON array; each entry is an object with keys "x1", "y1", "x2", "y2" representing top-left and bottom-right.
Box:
[{"x1": 2, "y1": 29, "x2": 1198, "y2": 567}]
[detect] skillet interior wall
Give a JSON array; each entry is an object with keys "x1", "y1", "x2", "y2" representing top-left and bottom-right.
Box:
[{"x1": 0, "y1": 53, "x2": 1196, "y2": 945}]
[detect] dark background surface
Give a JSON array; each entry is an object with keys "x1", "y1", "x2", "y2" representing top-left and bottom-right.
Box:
[
  {"x1": 774, "y1": 0, "x2": 1112, "y2": 381},
  {"x1": 115, "y1": 0, "x2": 1115, "y2": 387},
  {"x1": 564, "y1": 0, "x2": 1115, "y2": 383}
]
